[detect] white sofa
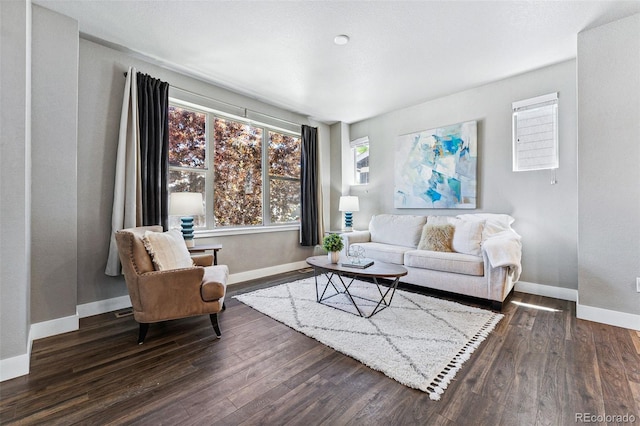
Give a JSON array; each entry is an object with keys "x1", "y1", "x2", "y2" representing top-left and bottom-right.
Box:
[{"x1": 341, "y1": 213, "x2": 522, "y2": 309}]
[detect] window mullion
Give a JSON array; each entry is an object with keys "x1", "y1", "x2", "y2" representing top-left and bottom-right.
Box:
[
  {"x1": 206, "y1": 114, "x2": 215, "y2": 229},
  {"x1": 262, "y1": 128, "x2": 270, "y2": 226}
]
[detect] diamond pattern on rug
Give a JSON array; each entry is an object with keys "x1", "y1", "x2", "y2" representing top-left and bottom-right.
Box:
[{"x1": 234, "y1": 276, "x2": 503, "y2": 400}]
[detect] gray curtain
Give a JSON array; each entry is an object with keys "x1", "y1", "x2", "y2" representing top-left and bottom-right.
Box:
[
  {"x1": 137, "y1": 73, "x2": 169, "y2": 230},
  {"x1": 300, "y1": 125, "x2": 322, "y2": 246}
]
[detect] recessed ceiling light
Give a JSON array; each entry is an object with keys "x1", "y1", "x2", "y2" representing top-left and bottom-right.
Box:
[{"x1": 334, "y1": 34, "x2": 350, "y2": 45}]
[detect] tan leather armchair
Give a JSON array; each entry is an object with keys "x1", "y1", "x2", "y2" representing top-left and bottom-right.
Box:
[{"x1": 115, "y1": 226, "x2": 228, "y2": 344}]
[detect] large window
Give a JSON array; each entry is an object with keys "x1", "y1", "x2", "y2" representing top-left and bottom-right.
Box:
[{"x1": 168, "y1": 103, "x2": 301, "y2": 231}]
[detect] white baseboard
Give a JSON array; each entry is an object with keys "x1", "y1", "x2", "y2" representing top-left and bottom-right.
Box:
[
  {"x1": 228, "y1": 260, "x2": 309, "y2": 285},
  {"x1": 1, "y1": 329, "x2": 34, "y2": 382},
  {"x1": 30, "y1": 314, "x2": 79, "y2": 341},
  {"x1": 0, "y1": 352, "x2": 30, "y2": 382},
  {"x1": 77, "y1": 295, "x2": 132, "y2": 318},
  {"x1": 577, "y1": 302, "x2": 640, "y2": 331},
  {"x1": 515, "y1": 281, "x2": 578, "y2": 302},
  {"x1": 516, "y1": 281, "x2": 639, "y2": 331},
  {"x1": 3, "y1": 298, "x2": 130, "y2": 382}
]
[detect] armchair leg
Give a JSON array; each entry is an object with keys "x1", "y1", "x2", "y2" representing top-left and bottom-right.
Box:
[
  {"x1": 138, "y1": 323, "x2": 149, "y2": 345},
  {"x1": 209, "y1": 313, "x2": 222, "y2": 338}
]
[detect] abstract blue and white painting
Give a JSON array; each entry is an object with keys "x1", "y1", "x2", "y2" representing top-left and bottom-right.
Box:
[{"x1": 394, "y1": 120, "x2": 477, "y2": 209}]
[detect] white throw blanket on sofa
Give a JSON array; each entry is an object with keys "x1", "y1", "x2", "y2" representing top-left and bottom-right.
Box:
[
  {"x1": 456, "y1": 213, "x2": 523, "y2": 283},
  {"x1": 482, "y1": 230, "x2": 522, "y2": 282}
]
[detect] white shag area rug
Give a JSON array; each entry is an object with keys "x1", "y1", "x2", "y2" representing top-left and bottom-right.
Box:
[{"x1": 234, "y1": 276, "x2": 503, "y2": 400}]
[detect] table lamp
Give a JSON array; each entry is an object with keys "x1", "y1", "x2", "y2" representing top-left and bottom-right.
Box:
[
  {"x1": 169, "y1": 192, "x2": 204, "y2": 247},
  {"x1": 339, "y1": 196, "x2": 359, "y2": 232}
]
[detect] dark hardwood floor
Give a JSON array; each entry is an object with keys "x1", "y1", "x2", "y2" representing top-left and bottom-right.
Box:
[{"x1": 1, "y1": 271, "x2": 639, "y2": 425}]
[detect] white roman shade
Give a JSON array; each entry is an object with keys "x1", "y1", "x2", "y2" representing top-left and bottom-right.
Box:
[{"x1": 512, "y1": 92, "x2": 559, "y2": 171}]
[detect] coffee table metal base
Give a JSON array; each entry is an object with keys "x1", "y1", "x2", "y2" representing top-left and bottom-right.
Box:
[{"x1": 313, "y1": 271, "x2": 400, "y2": 318}]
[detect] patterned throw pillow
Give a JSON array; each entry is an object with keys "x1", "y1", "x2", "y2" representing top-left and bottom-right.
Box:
[
  {"x1": 418, "y1": 224, "x2": 455, "y2": 252},
  {"x1": 142, "y1": 229, "x2": 194, "y2": 271}
]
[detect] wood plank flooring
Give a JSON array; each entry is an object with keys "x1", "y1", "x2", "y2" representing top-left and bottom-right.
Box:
[{"x1": 1, "y1": 272, "x2": 639, "y2": 425}]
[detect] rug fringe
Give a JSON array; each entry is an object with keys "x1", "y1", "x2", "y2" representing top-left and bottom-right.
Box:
[{"x1": 427, "y1": 312, "x2": 504, "y2": 401}]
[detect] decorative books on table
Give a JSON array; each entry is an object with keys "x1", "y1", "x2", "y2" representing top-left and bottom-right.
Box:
[{"x1": 340, "y1": 259, "x2": 374, "y2": 269}]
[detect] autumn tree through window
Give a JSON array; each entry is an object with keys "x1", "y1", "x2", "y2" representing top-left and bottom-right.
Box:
[
  {"x1": 168, "y1": 103, "x2": 301, "y2": 230},
  {"x1": 269, "y1": 131, "x2": 301, "y2": 224},
  {"x1": 213, "y1": 118, "x2": 263, "y2": 227}
]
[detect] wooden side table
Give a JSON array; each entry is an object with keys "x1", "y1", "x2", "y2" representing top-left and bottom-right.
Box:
[{"x1": 187, "y1": 244, "x2": 222, "y2": 265}]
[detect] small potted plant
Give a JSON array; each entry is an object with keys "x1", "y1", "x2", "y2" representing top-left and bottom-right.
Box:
[{"x1": 323, "y1": 233, "x2": 344, "y2": 264}]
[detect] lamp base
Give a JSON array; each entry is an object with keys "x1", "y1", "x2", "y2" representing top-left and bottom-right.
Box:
[
  {"x1": 180, "y1": 216, "x2": 195, "y2": 246},
  {"x1": 344, "y1": 212, "x2": 353, "y2": 232}
]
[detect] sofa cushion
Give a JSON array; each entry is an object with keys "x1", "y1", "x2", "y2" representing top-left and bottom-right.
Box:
[
  {"x1": 142, "y1": 229, "x2": 194, "y2": 271},
  {"x1": 418, "y1": 224, "x2": 454, "y2": 252},
  {"x1": 350, "y1": 242, "x2": 411, "y2": 265},
  {"x1": 452, "y1": 220, "x2": 484, "y2": 256},
  {"x1": 369, "y1": 214, "x2": 427, "y2": 248},
  {"x1": 404, "y1": 250, "x2": 484, "y2": 276}
]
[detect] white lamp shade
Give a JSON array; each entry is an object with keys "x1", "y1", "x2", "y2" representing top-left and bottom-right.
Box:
[
  {"x1": 169, "y1": 192, "x2": 204, "y2": 216},
  {"x1": 339, "y1": 196, "x2": 359, "y2": 212}
]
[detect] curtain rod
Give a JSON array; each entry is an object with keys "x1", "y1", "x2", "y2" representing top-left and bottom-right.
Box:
[{"x1": 123, "y1": 71, "x2": 301, "y2": 128}]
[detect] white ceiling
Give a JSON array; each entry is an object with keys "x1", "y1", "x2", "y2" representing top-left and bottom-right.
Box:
[{"x1": 35, "y1": 1, "x2": 640, "y2": 124}]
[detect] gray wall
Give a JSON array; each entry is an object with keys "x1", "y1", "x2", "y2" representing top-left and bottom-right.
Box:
[
  {"x1": 577, "y1": 14, "x2": 640, "y2": 315},
  {"x1": 348, "y1": 60, "x2": 578, "y2": 289},
  {"x1": 0, "y1": 0, "x2": 31, "y2": 361},
  {"x1": 31, "y1": 5, "x2": 78, "y2": 323},
  {"x1": 76, "y1": 38, "x2": 324, "y2": 304},
  {"x1": 329, "y1": 122, "x2": 348, "y2": 232}
]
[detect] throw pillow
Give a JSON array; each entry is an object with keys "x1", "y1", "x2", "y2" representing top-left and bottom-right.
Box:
[
  {"x1": 452, "y1": 220, "x2": 484, "y2": 256},
  {"x1": 142, "y1": 229, "x2": 194, "y2": 271},
  {"x1": 418, "y1": 224, "x2": 455, "y2": 252}
]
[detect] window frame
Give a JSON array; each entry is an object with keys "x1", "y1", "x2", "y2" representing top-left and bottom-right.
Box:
[
  {"x1": 350, "y1": 136, "x2": 370, "y2": 186},
  {"x1": 168, "y1": 97, "x2": 302, "y2": 236},
  {"x1": 267, "y1": 129, "x2": 302, "y2": 226}
]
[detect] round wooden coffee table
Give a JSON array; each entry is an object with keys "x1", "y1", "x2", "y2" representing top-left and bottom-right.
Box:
[{"x1": 306, "y1": 255, "x2": 408, "y2": 318}]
